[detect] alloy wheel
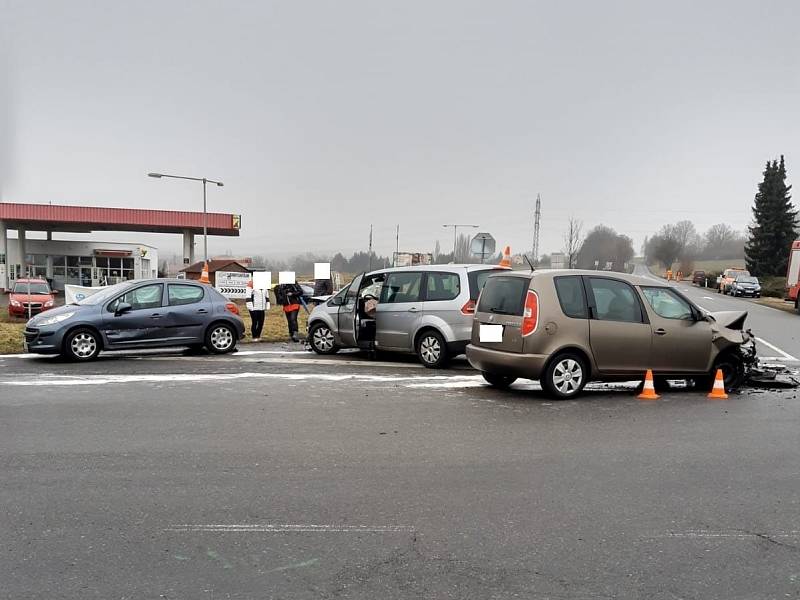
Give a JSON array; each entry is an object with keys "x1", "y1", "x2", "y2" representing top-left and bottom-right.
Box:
[
  {"x1": 552, "y1": 358, "x2": 583, "y2": 395},
  {"x1": 210, "y1": 326, "x2": 233, "y2": 351},
  {"x1": 70, "y1": 332, "x2": 97, "y2": 359},
  {"x1": 313, "y1": 326, "x2": 335, "y2": 352},
  {"x1": 420, "y1": 335, "x2": 441, "y2": 364}
]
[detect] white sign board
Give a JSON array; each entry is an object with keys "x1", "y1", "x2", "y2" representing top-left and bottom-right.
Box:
[
  {"x1": 215, "y1": 271, "x2": 251, "y2": 299},
  {"x1": 279, "y1": 271, "x2": 296, "y2": 284},
  {"x1": 65, "y1": 284, "x2": 107, "y2": 304},
  {"x1": 252, "y1": 271, "x2": 272, "y2": 291}
]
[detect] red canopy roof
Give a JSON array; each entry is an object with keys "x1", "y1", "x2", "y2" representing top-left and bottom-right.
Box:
[{"x1": 0, "y1": 203, "x2": 241, "y2": 236}]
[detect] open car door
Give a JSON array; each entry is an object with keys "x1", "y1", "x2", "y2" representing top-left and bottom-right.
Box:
[{"x1": 337, "y1": 272, "x2": 365, "y2": 347}]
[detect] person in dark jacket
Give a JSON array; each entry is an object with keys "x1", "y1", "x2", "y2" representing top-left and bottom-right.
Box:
[
  {"x1": 275, "y1": 283, "x2": 302, "y2": 342},
  {"x1": 311, "y1": 278, "x2": 334, "y2": 306}
]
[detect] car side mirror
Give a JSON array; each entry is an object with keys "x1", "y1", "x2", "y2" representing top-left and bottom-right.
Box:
[
  {"x1": 330, "y1": 296, "x2": 343, "y2": 306},
  {"x1": 115, "y1": 302, "x2": 133, "y2": 316},
  {"x1": 51, "y1": 290, "x2": 59, "y2": 295}
]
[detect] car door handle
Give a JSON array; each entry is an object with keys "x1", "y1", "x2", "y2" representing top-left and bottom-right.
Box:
[
  {"x1": 196, "y1": 308, "x2": 208, "y2": 314},
  {"x1": 407, "y1": 307, "x2": 419, "y2": 313},
  {"x1": 655, "y1": 328, "x2": 667, "y2": 335},
  {"x1": 150, "y1": 313, "x2": 162, "y2": 319}
]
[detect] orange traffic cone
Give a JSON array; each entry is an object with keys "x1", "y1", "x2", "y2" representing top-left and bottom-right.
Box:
[
  {"x1": 707, "y1": 369, "x2": 728, "y2": 399},
  {"x1": 498, "y1": 246, "x2": 512, "y2": 268},
  {"x1": 199, "y1": 261, "x2": 210, "y2": 284},
  {"x1": 638, "y1": 369, "x2": 660, "y2": 400}
]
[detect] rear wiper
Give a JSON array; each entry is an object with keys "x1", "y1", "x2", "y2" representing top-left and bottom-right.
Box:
[{"x1": 489, "y1": 308, "x2": 515, "y2": 315}]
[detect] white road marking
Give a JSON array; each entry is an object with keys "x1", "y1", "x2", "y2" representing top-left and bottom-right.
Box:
[
  {"x1": 702, "y1": 296, "x2": 714, "y2": 300},
  {"x1": 234, "y1": 350, "x2": 311, "y2": 355},
  {"x1": 657, "y1": 530, "x2": 800, "y2": 540},
  {"x1": 755, "y1": 337, "x2": 798, "y2": 361},
  {"x1": 0, "y1": 371, "x2": 644, "y2": 391},
  {"x1": 0, "y1": 372, "x2": 485, "y2": 387},
  {"x1": 166, "y1": 524, "x2": 416, "y2": 533}
]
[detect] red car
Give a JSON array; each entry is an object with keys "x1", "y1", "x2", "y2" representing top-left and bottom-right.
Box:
[{"x1": 8, "y1": 278, "x2": 56, "y2": 318}]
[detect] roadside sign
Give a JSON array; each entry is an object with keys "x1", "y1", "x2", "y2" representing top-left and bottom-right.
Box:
[
  {"x1": 215, "y1": 271, "x2": 251, "y2": 299},
  {"x1": 470, "y1": 233, "x2": 496, "y2": 262}
]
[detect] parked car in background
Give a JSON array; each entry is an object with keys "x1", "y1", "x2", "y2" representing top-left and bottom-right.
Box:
[
  {"x1": 730, "y1": 275, "x2": 761, "y2": 297},
  {"x1": 8, "y1": 278, "x2": 56, "y2": 318},
  {"x1": 306, "y1": 264, "x2": 507, "y2": 367},
  {"x1": 466, "y1": 270, "x2": 756, "y2": 398},
  {"x1": 691, "y1": 270, "x2": 706, "y2": 286},
  {"x1": 23, "y1": 279, "x2": 245, "y2": 361},
  {"x1": 719, "y1": 268, "x2": 749, "y2": 294}
]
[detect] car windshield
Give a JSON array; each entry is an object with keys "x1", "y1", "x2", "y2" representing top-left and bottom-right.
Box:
[
  {"x1": 737, "y1": 277, "x2": 758, "y2": 284},
  {"x1": 12, "y1": 283, "x2": 50, "y2": 294},
  {"x1": 75, "y1": 281, "x2": 134, "y2": 305}
]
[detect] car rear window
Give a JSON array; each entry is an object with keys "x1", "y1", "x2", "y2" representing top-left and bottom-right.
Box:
[
  {"x1": 554, "y1": 276, "x2": 588, "y2": 318},
  {"x1": 477, "y1": 276, "x2": 529, "y2": 316},
  {"x1": 468, "y1": 268, "x2": 507, "y2": 300}
]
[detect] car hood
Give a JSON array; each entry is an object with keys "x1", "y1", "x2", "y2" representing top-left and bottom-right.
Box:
[
  {"x1": 10, "y1": 293, "x2": 53, "y2": 301},
  {"x1": 708, "y1": 310, "x2": 747, "y2": 330},
  {"x1": 27, "y1": 303, "x2": 91, "y2": 326}
]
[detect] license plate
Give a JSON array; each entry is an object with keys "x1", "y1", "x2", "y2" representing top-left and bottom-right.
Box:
[{"x1": 479, "y1": 324, "x2": 504, "y2": 343}]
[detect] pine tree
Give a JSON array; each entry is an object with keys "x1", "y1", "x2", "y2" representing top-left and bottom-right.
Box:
[{"x1": 745, "y1": 156, "x2": 796, "y2": 276}]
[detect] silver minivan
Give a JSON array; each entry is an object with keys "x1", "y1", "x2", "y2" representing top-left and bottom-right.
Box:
[{"x1": 307, "y1": 265, "x2": 506, "y2": 367}]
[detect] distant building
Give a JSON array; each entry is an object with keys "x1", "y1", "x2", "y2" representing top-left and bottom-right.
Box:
[
  {"x1": 550, "y1": 252, "x2": 566, "y2": 269},
  {"x1": 181, "y1": 259, "x2": 251, "y2": 286}
]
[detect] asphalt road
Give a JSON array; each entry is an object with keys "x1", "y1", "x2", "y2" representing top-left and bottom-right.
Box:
[
  {"x1": 633, "y1": 264, "x2": 800, "y2": 364},
  {"x1": 1, "y1": 347, "x2": 799, "y2": 600}
]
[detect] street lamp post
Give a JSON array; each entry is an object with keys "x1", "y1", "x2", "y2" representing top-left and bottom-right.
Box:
[
  {"x1": 148, "y1": 172, "x2": 224, "y2": 263},
  {"x1": 442, "y1": 224, "x2": 478, "y2": 262}
]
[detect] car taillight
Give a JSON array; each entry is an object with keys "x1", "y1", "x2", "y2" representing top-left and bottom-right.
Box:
[
  {"x1": 461, "y1": 299, "x2": 476, "y2": 315},
  {"x1": 225, "y1": 303, "x2": 240, "y2": 316},
  {"x1": 521, "y1": 290, "x2": 539, "y2": 336}
]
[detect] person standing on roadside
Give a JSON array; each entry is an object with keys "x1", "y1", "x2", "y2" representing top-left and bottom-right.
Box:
[
  {"x1": 312, "y1": 276, "x2": 333, "y2": 306},
  {"x1": 245, "y1": 279, "x2": 269, "y2": 342},
  {"x1": 275, "y1": 283, "x2": 302, "y2": 342}
]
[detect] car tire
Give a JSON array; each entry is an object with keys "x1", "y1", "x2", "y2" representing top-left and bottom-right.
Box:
[
  {"x1": 63, "y1": 327, "x2": 101, "y2": 362},
  {"x1": 308, "y1": 322, "x2": 339, "y2": 355},
  {"x1": 482, "y1": 372, "x2": 517, "y2": 389},
  {"x1": 697, "y1": 353, "x2": 745, "y2": 392},
  {"x1": 416, "y1": 330, "x2": 449, "y2": 369},
  {"x1": 205, "y1": 323, "x2": 237, "y2": 354},
  {"x1": 541, "y1": 352, "x2": 588, "y2": 399}
]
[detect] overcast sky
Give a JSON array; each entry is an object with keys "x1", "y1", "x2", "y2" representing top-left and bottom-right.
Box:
[{"x1": 2, "y1": 0, "x2": 799, "y2": 259}]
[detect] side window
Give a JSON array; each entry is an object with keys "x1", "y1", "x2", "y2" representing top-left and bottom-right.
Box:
[
  {"x1": 168, "y1": 284, "x2": 205, "y2": 306},
  {"x1": 554, "y1": 276, "x2": 588, "y2": 318},
  {"x1": 380, "y1": 272, "x2": 422, "y2": 304},
  {"x1": 587, "y1": 278, "x2": 643, "y2": 323},
  {"x1": 329, "y1": 284, "x2": 350, "y2": 306},
  {"x1": 641, "y1": 287, "x2": 694, "y2": 320},
  {"x1": 424, "y1": 272, "x2": 460, "y2": 302},
  {"x1": 107, "y1": 284, "x2": 163, "y2": 312}
]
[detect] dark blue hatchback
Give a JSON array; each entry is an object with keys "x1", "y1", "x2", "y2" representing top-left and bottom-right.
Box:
[{"x1": 23, "y1": 279, "x2": 245, "y2": 361}]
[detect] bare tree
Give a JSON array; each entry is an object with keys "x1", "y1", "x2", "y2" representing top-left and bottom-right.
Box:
[{"x1": 563, "y1": 217, "x2": 583, "y2": 268}]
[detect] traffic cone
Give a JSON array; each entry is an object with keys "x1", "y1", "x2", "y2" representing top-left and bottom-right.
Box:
[
  {"x1": 707, "y1": 369, "x2": 728, "y2": 399},
  {"x1": 199, "y1": 261, "x2": 210, "y2": 284},
  {"x1": 498, "y1": 246, "x2": 512, "y2": 268},
  {"x1": 638, "y1": 369, "x2": 659, "y2": 400}
]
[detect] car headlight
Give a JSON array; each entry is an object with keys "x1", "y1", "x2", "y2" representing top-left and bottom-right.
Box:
[
  {"x1": 36, "y1": 311, "x2": 76, "y2": 326},
  {"x1": 44, "y1": 300, "x2": 54, "y2": 307},
  {"x1": 10, "y1": 299, "x2": 21, "y2": 307}
]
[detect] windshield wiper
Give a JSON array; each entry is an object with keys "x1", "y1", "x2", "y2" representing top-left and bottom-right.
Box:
[{"x1": 489, "y1": 308, "x2": 515, "y2": 315}]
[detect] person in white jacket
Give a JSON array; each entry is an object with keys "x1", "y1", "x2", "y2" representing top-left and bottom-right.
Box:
[{"x1": 245, "y1": 280, "x2": 270, "y2": 341}]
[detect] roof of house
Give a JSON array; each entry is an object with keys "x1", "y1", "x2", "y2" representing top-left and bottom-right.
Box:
[{"x1": 181, "y1": 259, "x2": 251, "y2": 273}]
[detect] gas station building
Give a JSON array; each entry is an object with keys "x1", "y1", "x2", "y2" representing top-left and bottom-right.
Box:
[{"x1": 0, "y1": 203, "x2": 241, "y2": 291}]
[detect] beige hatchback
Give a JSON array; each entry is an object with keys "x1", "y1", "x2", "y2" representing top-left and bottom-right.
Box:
[{"x1": 466, "y1": 270, "x2": 756, "y2": 398}]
